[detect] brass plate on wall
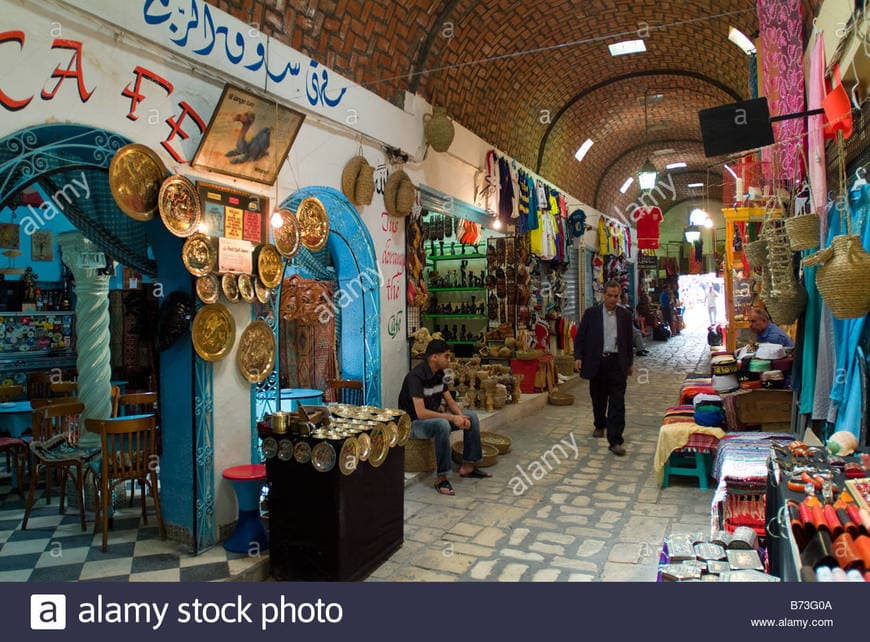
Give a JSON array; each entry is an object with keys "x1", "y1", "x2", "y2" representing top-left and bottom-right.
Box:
[
  {"x1": 196, "y1": 274, "x2": 219, "y2": 304},
  {"x1": 183, "y1": 233, "x2": 216, "y2": 277},
  {"x1": 236, "y1": 319, "x2": 275, "y2": 383},
  {"x1": 254, "y1": 243, "x2": 283, "y2": 288},
  {"x1": 237, "y1": 273, "x2": 255, "y2": 303},
  {"x1": 191, "y1": 303, "x2": 235, "y2": 362},
  {"x1": 296, "y1": 197, "x2": 330, "y2": 251},
  {"x1": 221, "y1": 272, "x2": 239, "y2": 302},
  {"x1": 109, "y1": 144, "x2": 168, "y2": 221},
  {"x1": 158, "y1": 175, "x2": 202, "y2": 237},
  {"x1": 272, "y1": 208, "x2": 301, "y2": 258}
]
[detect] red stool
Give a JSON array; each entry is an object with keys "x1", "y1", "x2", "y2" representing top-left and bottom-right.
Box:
[{"x1": 222, "y1": 464, "x2": 268, "y2": 553}]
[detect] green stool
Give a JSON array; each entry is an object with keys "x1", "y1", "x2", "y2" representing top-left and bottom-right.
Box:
[{"x1": 662, "y1": 450, "x2": 711, "y2": 490}]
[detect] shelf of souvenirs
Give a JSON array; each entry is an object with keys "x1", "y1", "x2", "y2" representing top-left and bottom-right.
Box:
[
  {"x1": 422, "y1": 314, "x2": 487, "y2": 319},
  {"x1": 428, "y1": 287, "x2": 487, "y2": 293},
  {"x1": 427, "y1": 253, "x2": 487, "y2": 262}
]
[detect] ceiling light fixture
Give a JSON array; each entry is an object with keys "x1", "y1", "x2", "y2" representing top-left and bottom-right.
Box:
[
  {"x1": 728, "y1": 27, "x2": 756, "y2": 55},
  {"x1": 653, "y1": 148, "x2": 676, "y2": 156},
  {"x1": 574, "y1": 138, "x2": 594, "y2": 162},
  {"x1": 608, "y1": 39, "x2": 647, "y2": 56},
  {"x1": 684, "y1": 225, "x2": 702, "y2": 243},
  {"x1": 723, "y1": 164, "x2": 738, "y2": 179},
  {"x1": 687, "y1": 182, "x2": 704, "y2": 188},
  {"x1": 666, "y1": 162, "x2": 687, "y2": 170},
  {"x1": 636, "y1": 88, "x2": 658, "y2": 192},
  {"x1": 619, "y1": 177, "x2": 634, "y2": 194}
]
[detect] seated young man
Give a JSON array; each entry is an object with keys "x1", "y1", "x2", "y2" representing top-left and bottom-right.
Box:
[{"x1": 398, "y1": 339, "x2": 491, "y2": 496}]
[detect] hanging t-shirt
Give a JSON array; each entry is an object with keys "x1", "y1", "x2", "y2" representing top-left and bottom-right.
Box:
[
  {"x1": 597, "y1": 217, "x2": 607, "y2": 256},
  {"x1": 567, "y1": 209, "x2": 586, "y2": 239},
  {"x1": 526, "y1": 175, "x2": 539, "y2": 231},
  {"x1": 632, "y1": 207, "x2": 663, "y2": 249}
]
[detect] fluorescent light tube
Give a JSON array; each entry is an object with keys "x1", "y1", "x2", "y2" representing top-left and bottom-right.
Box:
[
  {"x1": 574, "y1": 139, "x2": 594, "y2": 162},
  {"x1": 666, "y1": 162, "x2": 687, "y2": 170},
  {"x1": 728, "y1": 27, "x2": 756, "y2": 55},
  {"x1": 608, "y1": 39, "x2": 647, "y2": 56},
  {"x1": 619, "y1": 177, "x2": 634, "y2": 193}
]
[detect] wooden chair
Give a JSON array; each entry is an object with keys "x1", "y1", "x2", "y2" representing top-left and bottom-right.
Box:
[
  {"x1": 327, "y1": 379, "x2": 364, "y2": 405},
  {"x1": 0, "y1": 435, "x2": 27, "y2": 498},
  {"x1": 86, "y1": 415, "x2": 166, "y2": 552},
  {"x1": 110, "y1": 385, "x2": 121, "y2": 418},
  {"x1": 23, "y1": 401, "x2": 98, "y2": 531},
  {"x1": 0, "y1": 384, "x2": 24, "y2": 402},
  {"x1": 26, "y1": 372, "x2": 52, "y2": 401},
  {"x1": 115, "y1": 392, "x2": 160, "y2": 505},
  {"x1": 50, "y1": 382, "x2": 77, "y2": 397}
]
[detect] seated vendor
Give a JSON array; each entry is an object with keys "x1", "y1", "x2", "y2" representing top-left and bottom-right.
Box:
[{"x1": 747, "y1": 306, "x2": 793, "y2": 348}]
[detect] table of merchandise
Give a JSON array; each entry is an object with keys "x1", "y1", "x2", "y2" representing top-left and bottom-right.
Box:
[{"x1": 266, "y1": 442, "x2": 404, "y2": 581}]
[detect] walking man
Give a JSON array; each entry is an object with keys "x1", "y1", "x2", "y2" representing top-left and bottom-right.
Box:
[{"x1": 574, "y1": 280, "x2": 634, "y2": 456}]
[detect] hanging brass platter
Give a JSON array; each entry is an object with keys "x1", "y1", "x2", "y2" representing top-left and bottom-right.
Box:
[
  {"x1": 191, "y1": 303, "x2": 235, "y2": 362},
  {"x1": 158, "y1": 175, "x2": 202, "y2": 237},
  {"x1": 236, "y1": 319, "x2": 275, "y2": 383},
  {"x1": 182, "y1": 233, "x2": 216, "y2": 277},
  {"x1": 195, "y1": 274, "x2": 220, "y2": 304},
  {"x1": 311, "y1": 441, "x2": 336, "y2": 472},
  {"x1": 272, "y1": 208, "x2": 301, "y2": 258},
  {"x1": 356, "y1": 432, "x2": 372, "y2": 462},
  {"x1": 109, "y1": 144, "x2": 168, "y2": 221},
  {"x1": 221, "y1": 272, "x2": 239, "y2": 302},
  {"x1": 384, "y1": 421, "x2": 399, "y2": 448},
  {"x1": 296, "y1": 197, "x2": 330, "y2": 251},
  {"x1": 254, "y1": 243, "x2": 283, "y2": 288},
  {"x1": 237, "y1": 273, "x2": 256, "y2": 303},
  {"x1": 293, "y1": 440, "x2": 311, "y2": 464},
  {"x1": 396, "y1": 413, "x2": 411, "y2": 446}
]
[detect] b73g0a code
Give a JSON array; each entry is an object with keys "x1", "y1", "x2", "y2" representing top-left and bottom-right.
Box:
[{"x1": 790, "y1": 601, "x2": 832, "y2": 610}]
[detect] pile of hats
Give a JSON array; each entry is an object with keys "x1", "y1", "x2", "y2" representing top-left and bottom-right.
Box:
[
  {"x1": 693, "y1": 393, "x2": 725, "y2": 427},
  {"x1": 711, "y1": 353, "x2": 739, "y2": 393}
]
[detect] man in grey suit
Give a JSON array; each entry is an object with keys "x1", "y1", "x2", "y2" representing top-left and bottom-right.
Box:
[{"x1": 573, "y1": 280, "x2": 634, "y2": 456}]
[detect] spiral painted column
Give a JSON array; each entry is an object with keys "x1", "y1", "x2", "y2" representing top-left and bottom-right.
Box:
[{"x1": 58, "y1": 232, "x2": 112, "y2": 448}]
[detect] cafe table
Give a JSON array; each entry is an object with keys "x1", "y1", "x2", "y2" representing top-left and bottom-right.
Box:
[
  {"x1": 0, "y1": 400, "x2": 33, "y2": 438},
  {"x1": 278, "y1": 388, "x2": 324, "y2": 412}
]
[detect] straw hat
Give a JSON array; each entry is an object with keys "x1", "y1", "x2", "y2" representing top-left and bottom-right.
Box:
[
  {"x1": 384, "y1": 170, "x2": 415, "y2": 217},
  {"x1": 341, "y1": 155, "x2": 375, "y2": 206}
]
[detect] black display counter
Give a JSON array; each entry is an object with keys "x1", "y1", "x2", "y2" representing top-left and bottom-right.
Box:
[{"x1": 267, "y1": 443, "x2": 404, "y2": 581}]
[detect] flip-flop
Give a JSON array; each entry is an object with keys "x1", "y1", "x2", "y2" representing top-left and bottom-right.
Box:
[
  {"x1": 460, "y1": 468, "x2": 492, "y2": 479},
  {"x1": 434, "y1": 479, "x2": 455, "y2": 495}
]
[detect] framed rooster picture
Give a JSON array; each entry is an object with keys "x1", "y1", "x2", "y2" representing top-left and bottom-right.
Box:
[{"x1": 192, "y1": 84, "x2": 305, "y2": 185}]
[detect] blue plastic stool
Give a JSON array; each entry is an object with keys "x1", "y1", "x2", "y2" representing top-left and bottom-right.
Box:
[
  {"x1": 223, "y1": 464, "x2": 269, "y2": 553},
  {"x1": 662, "y1": 450, "x2": 711, "y2": 490}
]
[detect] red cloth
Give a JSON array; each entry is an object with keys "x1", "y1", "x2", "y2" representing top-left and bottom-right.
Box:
[{"x1": 632, "y1": 207, "x2": 663, "y2": 249}]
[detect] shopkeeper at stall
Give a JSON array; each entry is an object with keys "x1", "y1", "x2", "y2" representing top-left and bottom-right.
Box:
[{"x1": 748, "y1": 307, "x2": 794, "y2": 348}]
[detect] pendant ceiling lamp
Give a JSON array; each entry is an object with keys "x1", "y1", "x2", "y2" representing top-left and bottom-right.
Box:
[{"x1": 637, "y1": 89, "x2": 658, "y2": 192}]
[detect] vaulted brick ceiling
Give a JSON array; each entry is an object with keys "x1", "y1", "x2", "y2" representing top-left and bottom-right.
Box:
[{"x1": 222, "y1": 1, "x2": 819, "y2": 224}]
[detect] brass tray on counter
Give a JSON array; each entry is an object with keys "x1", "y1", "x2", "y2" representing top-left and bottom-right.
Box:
[
  {"x1": 191, "y1": 303, "x2": 235, "y2": 362},
  {"x1": 182, "y1": 233, "x2": 216, "y2": 277},
  {"x1": 272, "y1": 208, "x2": 301, "y2": 258},
  {"x1": 158, "y1": 175, "x2": 202, "y2": 237},
  {"x1": 236, "y1": 319, "x2": 275, "y2": 383},
  {"x1": 311, "y1": 441, "x2": 336, "y2": 472},
  {"x1": 356, "y1": 432, "x2": 371, "y2": 462},
  {"x1": 296, "y1": 197, "x2": 330, "y2": 251},
  {"x1": 339, "y1": 436, "x2": 359, "y2": 475},
  {"x1": 109, "y1": 144, "x2": 168, "y2": 221},
  {"x1": 368, "y1": 425, "x2": 388, "y2": 468}
]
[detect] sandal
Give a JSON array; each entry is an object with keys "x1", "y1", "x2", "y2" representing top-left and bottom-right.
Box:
[
  {"x1": 434, "y1": 479, "x2": 455, "y2": 495},
  {"x1": 460, "y1": 468, "x2": 492, "y2": 479}
]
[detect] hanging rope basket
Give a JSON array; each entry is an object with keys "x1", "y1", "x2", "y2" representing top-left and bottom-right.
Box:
[
  {"x1": 744, "y1": 239, "x2": 767, "y2": 269},
  {"x1": 340, "y1": 155, "x2": 375, "y2": 206},
  {"x1": 784, "y1": 213, "x2": 820, "y2": 251},
  {"x1": 423, "y1": 106, "x2": 455, "y2": 152},
  {"x1": 803, "y1": 235, "x2": 870, "y2": 319},
  {"x1": 384, "y1": 170, "x2": 415, "y2": 217}
]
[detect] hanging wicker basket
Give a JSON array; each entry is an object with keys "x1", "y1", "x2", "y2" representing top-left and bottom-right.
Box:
[
  {"x1": 340, "y1": 155, "x2": 375, "y2": 206},
  {"x1": 764, "y1": 287, "x2": 807, "y2": 326},
  {"x1": 803, "y1": 235, "x2": 870, "y2": 319},
  {"x1": 784, "y1": 213, "x2": 820, "y2": 251},
  {"x1": 423, "y1": 106, "x2": 455, "y2": 152},
  {"x1": 744, "y1": 239, "x2": 767, "y2": 270},
  {"x1": 384, "y1": 170, "x2": 415, "y2": 217}
]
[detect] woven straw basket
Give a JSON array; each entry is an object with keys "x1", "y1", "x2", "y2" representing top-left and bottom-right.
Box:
[
  {"x1": 803, "y1": 235, "x2": 870, "y2": 319},
  {"x1": 743, "y1": 239, "x2": 767, "y2": 269},
  {"x1": 784, "y1": 213, "x2": 820, "y2": 251},
  {"x1": 384, "y1": 170, "x2": 415, "y2": 217},
  {"x1": 404, "y1": 438, "x2": 435, "y2": 472},
  {"x1": 548, "y1": 390, "x2": 575, "y2": 406},
  {"x1": 764, "y1": 287, "x2": 806, "y2": 326},
  {"x1": 423, "y1": 106, "x2": 455, "y2": 152},
  {"x1": 340, "y1": 155, "x2": 375, "y2": 206},
  {"x1": 481, "y1": 431, "x2": 512, "y2": 454},
  {"x1": 453, "y1": 441, "x2": 498, "y2": 467}
]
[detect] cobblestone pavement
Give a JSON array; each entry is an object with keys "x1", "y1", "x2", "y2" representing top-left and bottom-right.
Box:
[{"x1": 370, "y1": 326, "x2": 713, "y2": 582}]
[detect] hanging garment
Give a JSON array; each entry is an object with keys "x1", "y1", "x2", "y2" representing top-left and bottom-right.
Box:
[
  {"x1": 597, "y1": 217, "x2": 607, "y2": 256},
  {"x1": 526, "y1": 175, "x2": 539, "y2": 231},
  {"x1": 632, "y1": 207, "x2": 663, "y2": 249},
  {"x1": 568, "y1": 208, "x2": 587, "y2": 242},
  {"x1": 498, "y1": 155, "x2": 514, "y2": 225},
  {"x1": 808, "y1": 33, "x2": 828, "y2": 237},
  {"x1": 510, "y1": 161, "x2": 520, "y2": 219}
]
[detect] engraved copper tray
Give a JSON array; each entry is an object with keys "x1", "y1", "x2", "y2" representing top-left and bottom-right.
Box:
[
  {"x1": 255, "y1": 243, "x2": 283, "y2": 288},
  {"x1": 191, "y1": 303, "x2": 235, "y2": 362},
  {"x1": 237, "y1": 273, "x2": 255, "y2": 303},
  {"x1": 369, "y1": 425, "x2": 388, "y2": 468},
  {"x1": 182, "y1": 233, "x2": 216, "y2": 276},
  {"x1": 272, "y1": 208, "x2": 301, "y2": 258},
  {"x1": 236, "y1": 319, "x2": 275, "y2": 383},
  {"x1": 311, "y1": 441, "x2": 336, "y2": 472},
  {"x1": 109, "y1": 144, "x2": 168, "y2": 221},
  {"x1": 158, "y1": 175, "x2": 202, "y2": 237},
  {"x1": 339, "y1": 436, "x2": 359, "y2": 475},
  {"x1": 221, "y1": 272, "x2": 239, "y2": 302},
  {"x1": 255, "y1": 279, "x2": 271, "y2": 303},
  {"x1": 196, "y1": 274, "x2": 220, "y2": 304},
  {"x1": 296, "y1": 197, "x2": 330, "y2": 251}
]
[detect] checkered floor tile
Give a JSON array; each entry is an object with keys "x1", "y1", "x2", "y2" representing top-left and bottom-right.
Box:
[{"x1": 0, "y1": 470, "x2": 266, "y2": 582}]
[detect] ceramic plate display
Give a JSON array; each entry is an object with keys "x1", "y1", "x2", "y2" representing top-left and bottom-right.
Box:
[
  {"x1": 109, "y1": 144, "x2": 168, "y2": 221},
  {"x1": 311, "y1": 441, "x2": 336, "y2": 472},
  {"x1": 221, "y1": 272, "x2": 239, "y2": 302},
  {"x1": 272, "y1": 208, "x2": 301, "y2": 258},
  {"x1": 237, "y1": 273, "x2": 255, "y2": 303},
  {"x1": 294, "y1": 440, "x2": 311, "y2": 464},
  {"x1": 158, "y1": 175, "x2": 202, "y2": 237},
  {"x1": 277, "y1": 439, "x2": 293, "y2": 461},
  {"x1": 296, "y1": 197, "x2": 330, "y2": 251},
  {"x1": 182, "y1": 233, "x2": 216, "y2": 276},
  {"x1": 196, "y1": 274, "x2": 220, "y2": 304},
  {"x1": 339, "y1": 436, "x2": 359, "y2": 476},
  {"x1": 396, "y1": 414, "x2": 411, "y2": 446},
  {"x1": 237, "y1": 319, "x2": 276, "y2": 383},
  {"x1": 369, "y1": 425, "x2": 388, "y2": 468},
  {"x1": 191, "y1": 303, "x2": 235, "y2": 362},
  {"x1": 261, "y1": 436, "x2": 278, "y2": 459},
  {"x1": 356, "y1": 432, "x2": 371, "y2": 462},
  {"x1": 384, "y1": 421, "x2": 399, "y2": 447},
  {"x1": 254, "y1": 243, "x2": 283, "y2": 288},
  {"x1": 255, "y1": 279, "x2": 271, "y2": 303}
]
